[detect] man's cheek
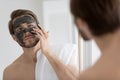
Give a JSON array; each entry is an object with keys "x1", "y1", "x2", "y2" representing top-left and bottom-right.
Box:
[{"x1": 15, "y1": 32, "x2": 25, "y2": 44}]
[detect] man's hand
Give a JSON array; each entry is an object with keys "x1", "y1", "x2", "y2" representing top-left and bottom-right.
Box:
[
  {"x1": 33, "y1": 25, "x2": 51, "y2": 54},
  {"x1": 32, "y1": 25, "x2": 79, "y2": 80}
]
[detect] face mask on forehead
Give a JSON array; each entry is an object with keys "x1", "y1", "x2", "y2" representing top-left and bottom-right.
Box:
[{"x1": 13, "y1": 15, "x2": 35, "y2": 29}]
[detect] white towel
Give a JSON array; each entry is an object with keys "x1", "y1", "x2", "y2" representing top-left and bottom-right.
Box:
[{"x1": 35, "y1": 44, "x2": 78, "y2": 80}]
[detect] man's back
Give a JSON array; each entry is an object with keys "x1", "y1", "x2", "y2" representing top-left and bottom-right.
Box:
[{"x1": 79, "y1": 54, "x2": 120, "y2": 80}]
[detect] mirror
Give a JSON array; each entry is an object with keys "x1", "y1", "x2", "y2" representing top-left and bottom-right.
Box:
[{"x1": 0, "y1": 0, "x2": 80, "y2": 80}]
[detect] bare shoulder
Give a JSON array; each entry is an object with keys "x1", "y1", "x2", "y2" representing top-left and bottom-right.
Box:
[
  {"x1": 3, "y1": 61, "x2": 20, "y2": 80},
  {"x1": 3, "y1": 65, "x2": 14, "y2": 80}
]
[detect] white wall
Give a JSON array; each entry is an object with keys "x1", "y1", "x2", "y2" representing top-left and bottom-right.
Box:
[
  {"x1": 0, "y1": 0, "x2": 43, "y2": 79},
  {"x1": 0, "y1": 0, "x2": 77, "y2": 79},
  {"x1": 43, "y1": 0, "x2": 74, "y2": 44},
  {"x1": 81, "y1": 40, "x2": 101, "y2": 70}
]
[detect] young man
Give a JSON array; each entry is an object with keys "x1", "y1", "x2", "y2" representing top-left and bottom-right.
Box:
[
  {"x1": 3, "y1": 9, "x2": 78, "y2": 80},
  {"x1": 32, "y1": 0, "x2": 120, "y2": 80},
  {"x1": 71, "y1": 0, "x2": 120, "y2": 79}
]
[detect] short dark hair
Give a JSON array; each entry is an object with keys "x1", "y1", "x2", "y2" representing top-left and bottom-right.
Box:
[
  {"x1": 9, "y1": 9, "x2": 39, "y2": 35},
  {"x1": 70, "y1": 0, "x2": 120, "y2": 36}
]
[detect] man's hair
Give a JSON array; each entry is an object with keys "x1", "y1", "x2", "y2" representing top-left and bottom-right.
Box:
[
  {"x1": 70, "y1": 0, "x2": 120, "y2": 36},
  {"x1": 9, "y1": 9, "x2": 39, "y2": 35}
]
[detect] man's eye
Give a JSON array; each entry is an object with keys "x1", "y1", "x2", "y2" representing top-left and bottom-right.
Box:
[
  {"x1": 28, "y1": 25, "x2": 34, "y2": 27},
  {"x1": 28, "y1": 25, "x2": 37, "y2": 28},
  {"x1": 15, "y1": 28, "x2": 22, "y2": 32}
]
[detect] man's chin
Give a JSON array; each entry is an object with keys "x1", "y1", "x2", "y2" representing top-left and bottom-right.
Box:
[
  {"x1": 19, "y1": 38, "x2": 39, "y2": 48},
  {"x1": 20, "y1": 44, "x2": 36, "y2": 48},
  {"x1": 24, "y1": 45, "x2": 35, "y2": 48},
  {"x1": 20, "y1": 41, "x2": 38, "y2": 48}
]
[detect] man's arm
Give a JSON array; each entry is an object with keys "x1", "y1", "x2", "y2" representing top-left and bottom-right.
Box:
[
  {"x1": 67, "y1": 51, "x2": 79, "y2": 78},
  {"x1": 43, "y1": 50, "x2": 79, "y2": 80},
  {"x1": 34, "y1": 26, "x2": 79, "y2": 80}
]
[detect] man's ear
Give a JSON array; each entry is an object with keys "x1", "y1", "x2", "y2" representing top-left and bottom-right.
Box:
[
  {"x1": 75, "y1": 18, "x2": 86, "y2": 30},
  {"x1": 75, "y1": 18, "x2": 93, "y2": 39},
  {"x1": 11, "y1": 35, "x2": 17, "y2": 41}
]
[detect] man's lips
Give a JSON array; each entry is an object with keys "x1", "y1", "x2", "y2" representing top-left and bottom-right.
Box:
[{"x1": 24, "y1": 35, "x2": 34, "y2": 40}]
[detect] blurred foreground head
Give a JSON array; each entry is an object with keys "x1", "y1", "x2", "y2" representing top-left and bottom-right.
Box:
[{"x1": 70, "y1": 0, "x2": 120, "y2": 38}]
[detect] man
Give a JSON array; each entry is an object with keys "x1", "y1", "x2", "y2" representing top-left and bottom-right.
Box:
[
  {"x1": 71, "y1": 0, "x2": 120, "y2": 79},
  {"x1": 3, "y1": 9, "x2": 78, "y2": 80},
  {"x1": 34, "y1": 0, "x2": 120, "y2": 80}
]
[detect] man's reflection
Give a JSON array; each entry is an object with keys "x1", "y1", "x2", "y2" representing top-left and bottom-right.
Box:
[{"x1": 3, "y1": 9, "x2": 78, "y2": 80}]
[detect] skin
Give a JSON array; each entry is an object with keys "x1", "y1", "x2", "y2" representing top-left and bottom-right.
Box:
[
  {"x1": 3, "y1": 22, "x2": 40, "y2": 80},
  {"x1": 76, "y1": 18, "x2": 120, "y2": 80},
  {"x1": 30, "y1": 17, "x2": 120, "y2": 80},
  {"x1": 3, "y1": 15, "x2": 77, "y2": 80}
]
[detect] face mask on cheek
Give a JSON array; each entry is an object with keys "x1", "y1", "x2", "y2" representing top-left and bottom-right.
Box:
[{"x1": 14, "y1": 27, "x2": 37, "y2": 46}]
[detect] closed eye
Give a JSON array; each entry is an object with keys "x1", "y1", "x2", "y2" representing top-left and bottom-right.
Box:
[
  {"x1": 28, "y1": 24, "x2": 37, "y2": 29},
  {"x1": 15, "y1": 27, "x2": 23, "y2": 32}
]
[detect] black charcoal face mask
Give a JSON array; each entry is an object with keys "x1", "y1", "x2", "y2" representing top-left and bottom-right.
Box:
[
  {"x1": 13, "y1": 16, "x2": 38, "y2": 47},
  {"x1": 13, "y1": 16, "x2": 35, "y2": 29},
  {"x1": 15, "y1": 27, "x2": 36, "y2": 44}
]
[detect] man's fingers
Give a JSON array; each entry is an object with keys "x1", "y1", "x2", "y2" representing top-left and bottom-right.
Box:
[
  {"x1": 38, "y1": 24, "x2": 47, "y2": 33},
  {"x1": 37, "y1": 24, "x2": 49, "y2": 38},
  {"x1": 33, "y1": 28, "x2": 46, "y2": 39},
  {"x1": 37, "y1": 24, "x2": 42, "y2": 30}
]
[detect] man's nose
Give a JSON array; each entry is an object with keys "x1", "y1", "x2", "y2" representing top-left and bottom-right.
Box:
[
  {"x1": 23, "y1": 28, "x2": 30, "y2": 33},
  {"x1": 22, "y1": 28, "x2": 33, "y2": 33}
]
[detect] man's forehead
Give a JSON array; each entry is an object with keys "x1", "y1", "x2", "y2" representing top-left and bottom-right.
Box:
[
  {"x1": 18, "y1": 22, "x2": 36, "y2": 27},
  {"x1": 13, "y1": 15, "x2": 35, "y2": 23},
  {"x1": 13, "y1": 15, "x2": 34, "y2": 22},
  {"x1": 13, "y1": 15, "x2": 35, "y2": 29}
]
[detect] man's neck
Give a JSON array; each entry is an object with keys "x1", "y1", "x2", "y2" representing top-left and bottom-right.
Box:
[
  {"x1": 21, "y1": 46, "x2": 40, "y2": 63},
  {"x1": 94, "y1": 30, "x2": 120, "y2": 60}
]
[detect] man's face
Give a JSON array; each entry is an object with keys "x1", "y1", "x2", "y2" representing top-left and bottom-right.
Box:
[{"x1": 13, "y1": 15, "x2": 39, "y2": 48}]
